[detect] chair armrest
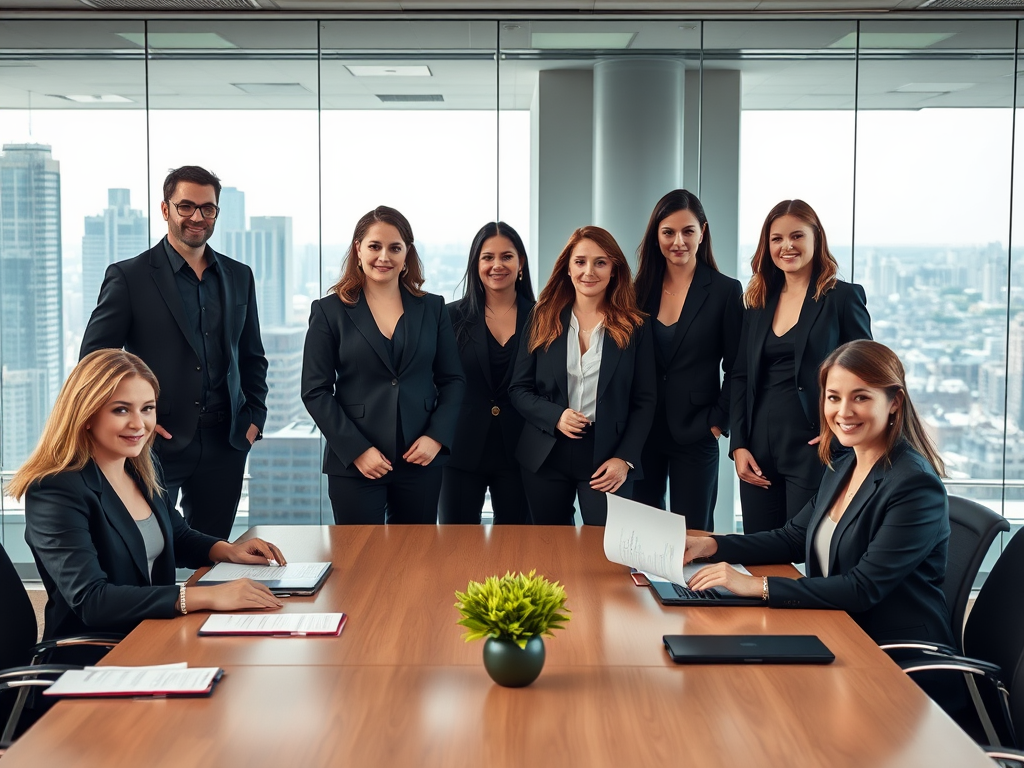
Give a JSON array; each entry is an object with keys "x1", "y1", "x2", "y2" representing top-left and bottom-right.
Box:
[
  {"x1": 879, "y1": 640, "x2": 958, "y2": 656},
  {"x1": 0, "y1": 664, "x2": 82, "y2": 748},
  {"x1": 0, "y1": 664, "x2": 81, "y2": 684},
  {"x1": 986, "y1": 746, "x2": 1024, "y2": 767},
  {"x1": 897, "y1": 653, "x2": 1004, "y2": 680},
  {"x1": 31, "y1": 633, "x2": 124, "y2": 664}
]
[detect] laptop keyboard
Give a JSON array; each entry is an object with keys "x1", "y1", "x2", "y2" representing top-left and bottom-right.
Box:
[{"x1": 672, "y1": 583, "x2": 721, "y2": 600}]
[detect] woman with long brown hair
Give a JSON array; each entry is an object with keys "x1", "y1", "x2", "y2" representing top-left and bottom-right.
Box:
[
  {"x1": 686, "y1": 340, "x2": 952, "y2": 652},
  {"x1": 12, "y1": 349, "x2": 286, "y2": 642},
  {"x1": 301, "y1": 206, "x2": 465, "y2": 523},
  {"x1": 509, "y1": 226, "x2": 656, "y2": 525},
  {"x1": 731, "y1": 200, "x2": 871, "y2": 534},
  {"x1": 631, "y1": 190, "x2": 743, "y2": 531}
]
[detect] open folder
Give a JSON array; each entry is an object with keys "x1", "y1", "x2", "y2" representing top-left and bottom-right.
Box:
[
  {"x1": 43, "y1": 664, "x2": 223, "y2": 698},
  {"x1": 199, "y1": 612, "x2": 347, "y2": 637}
]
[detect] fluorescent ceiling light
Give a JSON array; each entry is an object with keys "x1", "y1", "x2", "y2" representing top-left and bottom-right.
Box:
[
  {"x1": 47, "y1": 94, "x2": 134, "y2": 103},
  {"x1": 895, "y1": 83, "x2": 974, "y2": 93},
  {"x1": 346, "y1": 65, "x2": 432, "y2": 77},
  {"x1": 376, "y1": 94, "x2": 443, "y2": 103},
  {"x1": 232, "y1": 83, "x2": 312, "y2": 95},
  {"x1": 117, "y1": 32, "x2": 237, "y2": 49},
  {"x1": 829, "y1": 32, "x2": 955, "y2": 49},
  {"x1": 530, "y1": 32, "x2": 636, "y2": 50}
]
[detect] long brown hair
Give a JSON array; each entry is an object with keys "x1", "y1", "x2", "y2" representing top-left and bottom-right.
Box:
[
  {"x1": 635, "y1": 189, "x2": 719, "y2": 310},
  {"x1": 816, "y1": 340, "x2": 944, "y2": 476},
  {"x1": 8, "y1": 350, "x2": 163, "y2": 500},
  {"x1": 744, "y1": 199, "x2": 838, "y2": 309},
  {"x1": 528, "y1": 226, "x2": 645, "y2": 353},
  {"x1": 330, "y1": 206, "x2": 426, "y2": 305}
]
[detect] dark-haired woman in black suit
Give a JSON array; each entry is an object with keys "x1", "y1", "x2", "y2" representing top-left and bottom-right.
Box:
[
  {"x1": 439, "y1": 223, "x2": 535, "y2": 524},
  {"x1": 731, "y1": 200, "x2": 871, "y2": 535},
  {"x1": 631, "y1": 190, "x2": 742, "y2": 532}
]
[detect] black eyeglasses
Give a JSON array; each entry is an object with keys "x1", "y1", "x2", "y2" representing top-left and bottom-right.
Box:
[{"x1": 167, "y1": 200, "x2": 220, "y2": 220}]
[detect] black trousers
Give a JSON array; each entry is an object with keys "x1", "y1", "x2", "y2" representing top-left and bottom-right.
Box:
[
  {"x1": 521, "y1": 426, "x2": 632, "y2": 526},
  {"x1": 632, "y1": 431, "x2": 720, "y2": 532},
  {"x1": 439, "y1": 466, "x2": 529, "y2": 524},
  {"x1": 158, "y1": 421, "x2": 248, "y2": 541},
  {"x1": 739, "y1": 388, "x2": 824, "y2": 535},
  {"x1": 327, "y1": 462, "x2": 442, "y2": 524}
]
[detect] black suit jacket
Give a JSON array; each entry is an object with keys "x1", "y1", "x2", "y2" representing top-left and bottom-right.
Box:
[
  {"x1": 301, "y1": 288, "x2": 466, "y2": 477},
  {"x1": 80, "y1": 239, "x2": 269, "y2": 452},
  {"x1": 730, "y1": 280, "x2": 871, "y2": 456},
  {"x1": 712, "y1": 443, "x2": 954, "y2": 646},
  {"x1": 644, "y1": 261, "x2": 743, "y2": 446},
  {"x1": 509, "y1": 307, "x2": 657, "y2": 476},
  {"x1": 446, "y1": 292, "x2": 534, "y2": 472},
  {"x1": 24, "y1": 461, "x2": 220, "y2": 639}
]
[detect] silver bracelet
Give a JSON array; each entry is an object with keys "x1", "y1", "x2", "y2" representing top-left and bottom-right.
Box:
[
  {"x1": 178, "y1": 584, "x2": 188, "y2": 615},
  {"x1": 761, "y1": 576, "x2": 769, "y2": 602}
]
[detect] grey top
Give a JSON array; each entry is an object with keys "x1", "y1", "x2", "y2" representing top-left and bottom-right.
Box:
[
  {"x1": 134, "y1": 513, "x2": 165, "y2": 583},
  {"x1": 813, "y1": 514, "x2": 838, "y2": 577}
]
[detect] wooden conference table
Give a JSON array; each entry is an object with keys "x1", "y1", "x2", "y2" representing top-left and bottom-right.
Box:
[{"x1": 3, "y1": 525, "x2": 991, "y2": 768}]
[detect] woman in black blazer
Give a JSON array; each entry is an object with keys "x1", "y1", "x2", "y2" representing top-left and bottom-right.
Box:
[
  {"x1": 631, "y1": 190, "x2": 743, "y2": 531},
  {"x1": 688, "y1": 340, "x2": 953, "y2": 650},
  {"x1": 302, "y1": 206, "x2": 466, "y2": 524},
  {"x1": 509, "y1": 225, "x2": 656, "y2": 526},
  {"x1": 731, "y1": 200, "x2": 871, "y2": 534},
  {"x1": 440, "y1": 222, "x2": 535, "y2": 524},
  {"x1": 11, "y1": 350, "x2": 285, "y2": 642}
]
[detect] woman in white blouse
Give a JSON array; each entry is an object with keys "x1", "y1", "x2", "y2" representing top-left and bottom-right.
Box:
[{"x1": 509, "y1": 226, "x2": 656, "y2": 525}]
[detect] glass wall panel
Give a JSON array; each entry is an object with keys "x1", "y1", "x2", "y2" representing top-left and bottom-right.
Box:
[
  {"x1": 146, "y1": 20, "x2": 321, "y2": 531},
  {"x1": 854, "y1": 20, "x2": 1015, "y2": 544},
  {"x1": 0, "y1": 20, "x2": 148, "y2": 573}
]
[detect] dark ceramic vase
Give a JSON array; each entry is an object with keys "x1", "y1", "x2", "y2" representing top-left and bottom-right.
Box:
[{"x1": 482, "y1": 636, "x2": 546, "y2": 687}]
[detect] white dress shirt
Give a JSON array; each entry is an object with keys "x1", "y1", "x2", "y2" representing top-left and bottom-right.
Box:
[{"x1": 566, "y1": 311, "x2": 605, "y2": 422}]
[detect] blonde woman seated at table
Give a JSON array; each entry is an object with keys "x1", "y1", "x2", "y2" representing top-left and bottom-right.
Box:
[
  {"x1": 685, "y1": 340, "x2": 953, "y2": 649},
  {"x1": 9, "y1": 349, "x2": 286, "y2": 643}
]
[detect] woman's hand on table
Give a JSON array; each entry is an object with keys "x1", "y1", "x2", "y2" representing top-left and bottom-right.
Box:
[
  {"x1": 687, "y1": 563, "x2": 762, "y2": 598},
  {"x1": 211, "y1": 538, "x2": 287, "y2": 566},
  {"x1": 187, "y1": 580, "x2": 283, "y2": 612}
]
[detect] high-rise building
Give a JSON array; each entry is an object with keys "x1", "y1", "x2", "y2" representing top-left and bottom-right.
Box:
[
  {"x1": 81, "y1": 188, "x2": 148, "y2": 324},
  {"x1": 207, "y1": 185, "x2": 245, "y2": 255},
  {"x1": 247, "y1": 216, "x2": 293, "y2": 327},
  {"x1": 1007, "y1": 314, "x2": 1024, "y2": 430},
  {"x1": 0, "y1": 143, "x2": 63, "y2": 469},
  {"x1": 262, "y1": 326, "x2": 309, "y2": 432},
  {"x1": 246, "y1": 422, "x2": 328, "y2": 526}
]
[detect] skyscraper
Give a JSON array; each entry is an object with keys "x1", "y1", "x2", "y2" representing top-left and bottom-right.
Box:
[
  {"x1": 246, "y1": 422, "x2": 328, "y2": 526},
  {"x1": 262, "y1": 326, "x2": 309, "y2": 432},
  {"x1": 82, "y1": 188, "x2": 148, "y2": 325},
  {"x1": 207, "y1": 185, "x2": 245, "y2": 255},
  {"x1": 0, "y1": 143, "x2": 63, "y2": 469}
]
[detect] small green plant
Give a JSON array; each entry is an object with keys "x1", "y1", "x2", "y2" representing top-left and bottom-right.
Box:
[{"x1": 454, "y1": 570, "x2": 571, "y2": 649}]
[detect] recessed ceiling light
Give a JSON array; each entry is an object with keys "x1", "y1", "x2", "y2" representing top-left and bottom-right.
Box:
[
  {"x1": 117, "y1": 32, "x2": 237, "y2": 49},
  {"x1": 232, "y1": 83, "x2": 312, "y2": 95},
  {"x1": 829, "y1": 32, "x2": 956, "y2": 49},
  {"x1": 895, "y1": 82, "x2": 974, "y2": 93},
  {"x1": 345, "y1": 65, "x2": 432, "y2": 77},
  {"x1": 376, "y1": 94, "x2": 443, "y2": 103},
  {"x1": 47, "y1": 94, "x2": 134, "y2": 103},
  {"x1": 530, "y1": 32, "x2": 636, "y2": 50}
]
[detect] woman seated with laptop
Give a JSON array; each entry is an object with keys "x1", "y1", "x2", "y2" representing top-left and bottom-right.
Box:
[
  {"x1": 10, "y1": 349, "x2": 287, "y2": 643},
  {"x1": 684, "y1": 340, "x2": 953, "y2": 650}
]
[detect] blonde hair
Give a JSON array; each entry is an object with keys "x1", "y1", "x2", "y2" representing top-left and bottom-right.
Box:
[{"x1": 8, "y1": 349, "x2": 163, "y2": 500}]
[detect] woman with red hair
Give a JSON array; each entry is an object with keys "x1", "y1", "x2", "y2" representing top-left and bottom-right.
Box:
[{"x1": 509, "y1": 226, "x2": 656, "y2": 525}]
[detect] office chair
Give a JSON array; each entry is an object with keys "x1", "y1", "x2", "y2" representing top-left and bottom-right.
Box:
[
  {"x1": 0, "y1": 541, "x2": 122, "y2": 749},
  {"x1": 898, "y1": 526, "x2": 1024, "y2": 755}
]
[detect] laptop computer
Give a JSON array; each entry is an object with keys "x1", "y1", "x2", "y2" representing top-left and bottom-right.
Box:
[
  {"x1": 648, "y1": 576, "x2": 764, "y2": 607},
  {"x1": 663, "y1": 634, "x2": 835, "y2": 664}
]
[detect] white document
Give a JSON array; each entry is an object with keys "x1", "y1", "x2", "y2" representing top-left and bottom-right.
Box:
[
  {"x1": 639, "y1": 564, "x2": 753, "y2": 585},
  {"x1": 199, "y1": 613, "x2": 345, "y2": 635},
  {"x1": 197, "y1": 562, "x2": 328, "y2": 583},
  {"x1": 44, "y1": 665, "x2": 221, "y2": 697},
  {"x1": 604, "y1": 494, "x2": 688, "y2": 584}
]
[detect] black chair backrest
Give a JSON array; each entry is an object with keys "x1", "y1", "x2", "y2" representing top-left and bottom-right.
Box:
[
  {"x1": 963, "y1": 525, "x2": 1024, "y2": 747},
  {"x1": 945, "y1": 495, "x2": 1009, "y2": 652},
  {"x1": 0, "y1": 540, "x2": 38, "y2": 728}
]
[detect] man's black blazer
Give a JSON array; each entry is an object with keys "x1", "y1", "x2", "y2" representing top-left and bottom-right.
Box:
[
  {"x1": 642, "y1": 261, "x2": 743, "y2": 446},
  {"x1": 710, "y1": 442, "x2": 954, "y2": 646},
  {"x1": 24, "y1": 461, "x2": 220, "y2": 639},
  {"x1": 729, "y1": 279, "x2": 871, "y2": 456},
  {"x1": 446, "y1": 292, "x2": 534, "y2": 472},
  {"x1": 509, "y1": 307, "x2": 657, "y2": 476},
  {"x1": 80, "y1": 239, "x2": 269, "y2": 453},
  {"x1": 301, "y1": 288, "x2": 466, "y2": 477}
]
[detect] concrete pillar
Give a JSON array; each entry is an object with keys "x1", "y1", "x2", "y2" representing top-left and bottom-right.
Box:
[
  {"x1": 592, "y1": 58, "x2": 684, "y2": 264},
  {"x1": 530, "y1": 69, "x2": 594, "y2": 283}
]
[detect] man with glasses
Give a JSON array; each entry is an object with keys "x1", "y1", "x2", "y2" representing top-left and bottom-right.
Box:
[{"x1": 81, "y1": 165, "x2": 269, "y2": 540}]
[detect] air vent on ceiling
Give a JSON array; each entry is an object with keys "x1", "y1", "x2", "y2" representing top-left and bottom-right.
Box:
[
  {"x1": 376, "y1": 94, "x2": 444, "y2": 103},
  {"x1": 79, "y1": 0, "x2": 258, "y2": 9},
  {"x1": 920, "y1": 0, "x2": 1024, "y2": 7}
]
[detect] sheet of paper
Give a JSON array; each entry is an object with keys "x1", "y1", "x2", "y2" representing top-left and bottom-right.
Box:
[
  {"x1": 197, "y1": 562, "x2": 328, "y2": 583},
  {"x1": 200, "y1": 613, "x2": 345, "y2": 635},
  {"x1": 44, "y1": 666, "x2": 221, "y2": 697},
  {"x1": 603, "y1": 494, "x2": 687, "y2": 584},
  {"x1": 640, "y1": 564, "x2": 753, "y2": 584}
]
